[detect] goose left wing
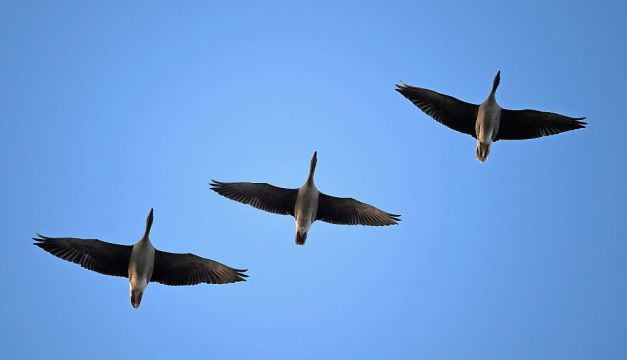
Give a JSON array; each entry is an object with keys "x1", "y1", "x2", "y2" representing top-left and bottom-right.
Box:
[
  {"x1": 33, "y1": 234, "x2": 132, "y2": 278},
  {"x1": 151, "y1": 250, "x2": 248, "y2": 286},
  {"x1": 396, "y1": 82, "x2": 479, "y2": 138},
  {"x1": 315, "y1": 193, "x2": 401, "y2": 226},
  {"x1": 496, "y1": 109, "x2": 586, "y2": 140},
  {"x1": 210, "y1": 180, "x2": 298, "y2": 216}
]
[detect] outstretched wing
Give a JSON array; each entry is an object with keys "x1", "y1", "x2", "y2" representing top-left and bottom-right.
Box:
[
  {"x1": 396, "y1": 82, "x2": 479, "y2": 138},
  {"x1": 33, "y1": 234, "x2": 132, "y2": 278},
  {"x1": 151, "y1": 250, "x2": 248, "y2": 286},
  {"x1": 496, "y1": 109, "x2": 586, "y2": 140},
  {"x1": 316, "y1": 193, "x2": 401, "y2": 226},
  {"x1": 210, "y1": 180, "x2": 298, "y2": 216}
]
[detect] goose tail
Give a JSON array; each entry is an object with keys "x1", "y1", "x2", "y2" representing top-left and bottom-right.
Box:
[{"x1": 476, "y1": 141, "x2": 491, "y2": 163}]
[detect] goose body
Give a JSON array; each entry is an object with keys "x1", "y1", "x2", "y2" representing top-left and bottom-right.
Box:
[
  {"x1": 396, "y1": 71, "x2": 586, "y2": 162},
  {"x1": 475, "y1": 75, "x2": 502, "y2": 161},
  {"x1": 128, "y1": 237, "x2": 155, "y2": 308},
  {"x1": 211, "y1": 151, "x2": 400, "y2": 246},
  {"x1": 293, "y1": 153, "x2": 320, "y2": 244},
  {"x1": 294, "y1": 184, "x2": 319, "y2": 245},
  {"x1": 34, "y1": 209, "x2": 247, "y2": 308}
]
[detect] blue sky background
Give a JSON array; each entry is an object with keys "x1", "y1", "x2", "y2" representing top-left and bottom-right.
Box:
[{"x1": 1, "y1": 1, "x2": 626, "y2": 359}]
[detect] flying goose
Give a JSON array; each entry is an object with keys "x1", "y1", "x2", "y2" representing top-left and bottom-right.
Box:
[
  {"x1": 33, "y1": 209, "x2": 247, "y2": 308},
  {"x1": 396, "y1": 71, "x2": 586, "y2": 162},
  {"x1": 210, "y1": 151, "x2": 400, "y2": 246}
]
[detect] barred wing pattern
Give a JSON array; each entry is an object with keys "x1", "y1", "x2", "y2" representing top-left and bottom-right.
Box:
[
  {"x1": 210, "y1": 180, "x2": 298, "y2": 216},
  {"x1": 33, "y1": 234, "x2": 132, "y2": 278},
  {"x1": 151, "y1": 250, "x2": 247, "y2": 286},
  {"x1": 496, "y1": 109, "x2": 586, "y2": 140},
  {"x1": 316, "y1": 193, "x2": 401, "y2": 226},
  {"x1": 396, "y1": 82, "x2": 479, "y2": 138}
]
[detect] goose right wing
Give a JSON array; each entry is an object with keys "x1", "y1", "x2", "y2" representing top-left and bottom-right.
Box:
[
  {"x1": 151, "y1": 250, "x2": 247, "y2": 286},
  {"x1": 496, "y1": 109, "x2": 586, "y2": 140},
  {"x1": 316, "y1": 193, "x2": 401, "y2": 226}
]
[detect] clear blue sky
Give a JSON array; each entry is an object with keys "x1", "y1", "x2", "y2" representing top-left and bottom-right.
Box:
[{"x1": 1, "y1": 1, "x2": 626, "y2": 359}]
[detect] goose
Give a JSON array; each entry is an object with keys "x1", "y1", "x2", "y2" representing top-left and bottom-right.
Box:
[
  {"x1": 396, "y1": 71, "x2": 586, "y2": 162},
  {"x1": 210, "y1": 151, "x2": 400, "y2": 246},
  {"x1": 33, "y1": 208, "x2": 247, "y2": 308}
]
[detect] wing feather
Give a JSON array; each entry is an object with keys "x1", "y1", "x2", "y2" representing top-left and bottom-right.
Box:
[
  {"x1": 210, "y1": 180, "x2": 298, "y2": 216},
  {"x1": 151, "y1": 250, "x2": 247, "y2": 286},
  {"x1": 316, "y1": 193, "x2": 400, "y2": 226},
  {"x1": 496, "y1": 109, "x2": 586, "y2": 140},
  {"x1": 396, "y1": 82, "x2": 479, "y2": 138},
  {"x1": 33, "y1": 234, "x2": 132, "y2": 278}
]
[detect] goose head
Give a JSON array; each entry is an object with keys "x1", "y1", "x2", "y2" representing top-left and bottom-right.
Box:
[
  {"x1": 491, "y1": 70, "x2": 501, "y2": 94},
  {"x1": 307, "y1": 151, "x2": 317, "y2": 184},
  {"x1": 143, "y1": 208, "x2": 154, "y2": 240}
]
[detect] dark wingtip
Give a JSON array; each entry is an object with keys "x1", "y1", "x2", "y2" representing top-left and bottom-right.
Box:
[
  {"x1": 209, "y1": 180, "x2": 223, "y2": 190},
  {"x1": 33, "y1": 233, "x2": 47, "y2": 242},
  {"x1": 32, "y1": 234, "x2": 48, "y2": 248},
  {"x1": 389, "y1": 213, "x2": 402, "y2": 223},
  {"x1": 569, "y1": 117, "x2": 587, "y2": 130},
  {"x1": 395, "y1": 81, "x2": 410, "y2": 92},
  {"x1": 235, "y1": 268, "x2": 249, "y2": 281}
]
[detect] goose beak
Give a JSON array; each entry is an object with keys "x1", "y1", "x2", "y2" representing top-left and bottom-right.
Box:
[
  {"x1": 131, "y1": 289, "x2": 143, "y2": 309},
  {"x1": 492, "y1": 71, "x2": 501, "y2": 93},
  {"x1": 295, "y1": 231, "x2": 308, "y2": 246}
]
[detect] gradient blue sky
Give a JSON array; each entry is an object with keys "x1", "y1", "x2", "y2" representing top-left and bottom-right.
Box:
[{"x1": 2, "y1": 1, "x2": 626, "y2": 359}]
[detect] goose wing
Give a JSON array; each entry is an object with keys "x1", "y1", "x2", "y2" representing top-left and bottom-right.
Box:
[
  {"x1": 210, "y1": 180, "x2": 298, "y2": 216},
  {"x1": 151, "y1": 250, "x2": 247, "y2": 286},
  {"x1": 33, "y1": 234, "x2": 132, "y2": 278},
  {"x1": 396, "y1": 82, "x2": 479, "y2": 137},
  {"x1": 315, "y1": 193, "x2": 401, "y2": 226},
  {"x1": 496, "y1": 109, "x2": 586, "y2": 140}
]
